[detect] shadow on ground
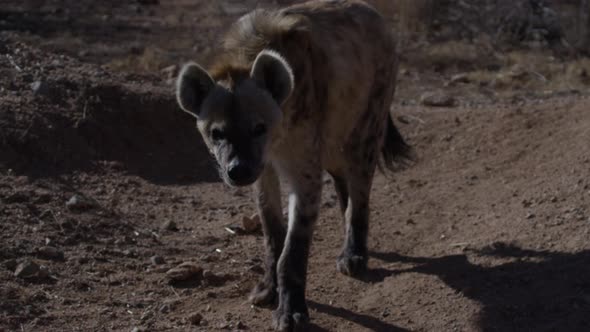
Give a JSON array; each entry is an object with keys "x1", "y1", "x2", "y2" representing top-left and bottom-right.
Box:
[
  {"x1": 309, "y1": 300, "x2": 411, "y2": 332},
  {"x1": 0, "y1": 81, "x2": 221, "y2": 185},
  {"x1": 370, "y1": 243, "x2": 590, "y2": 332}
]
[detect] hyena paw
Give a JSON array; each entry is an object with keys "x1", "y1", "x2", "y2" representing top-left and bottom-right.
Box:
[
  {"x1": 272, "y1": 306, "x2": 309, "y2": 332},
  {"x1": 249, "y1": 280, "x2": 277, "y2": 307},
  {"x1": 337, "y1": 253, "x2": 368, "y2": 277}
]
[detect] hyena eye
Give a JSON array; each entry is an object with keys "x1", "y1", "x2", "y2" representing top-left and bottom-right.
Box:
[
  {"x1": 211, "y1": 128, "x2": 226, "y2": 141},
  {"x1": 252, "y1": 123, "x2": 267, "y2": 138}
]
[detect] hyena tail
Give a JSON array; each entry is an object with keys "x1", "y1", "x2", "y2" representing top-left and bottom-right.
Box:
[{"x1": 379, "y1": 117, "x2": 413, "y2": 173}]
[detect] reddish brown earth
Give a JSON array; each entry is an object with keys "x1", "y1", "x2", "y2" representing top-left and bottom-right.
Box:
[{"x1": 1, "y1": 1, "x2": 590, "y2": 331}]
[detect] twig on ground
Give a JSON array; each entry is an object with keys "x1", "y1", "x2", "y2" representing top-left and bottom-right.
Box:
[{"x1": 7, "y1": 55, "x2": 23, "y2": 72}]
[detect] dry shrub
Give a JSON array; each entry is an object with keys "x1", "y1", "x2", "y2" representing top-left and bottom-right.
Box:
[
  {"x1": 371, "y1": 0, "x2": 435, "y2": 31},
  {"x1": 106, "y1": 47, "x2": 175, "y2": 73},
  {"x1": 403, "y1": 40, "x2": 500, "y2": 72},
  {"x1": 453, "y1": 51, "x2": 590, "y2": 92}
]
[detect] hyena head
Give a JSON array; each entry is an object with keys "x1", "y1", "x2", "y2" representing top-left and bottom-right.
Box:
[{"x1": 176, "y1": 50, "x2": 294, "y2": 186}]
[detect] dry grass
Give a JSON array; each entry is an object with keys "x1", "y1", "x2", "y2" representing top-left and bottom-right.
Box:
[
  {"x1": 450, "y1": 51, "x2": 590, "y2": 93},
  {"x1": 105, "y1": 47, "x2": 176, "y2": 73},
  {"x1": 370, "y1": 0, "x2": 435, "y2": 30}
]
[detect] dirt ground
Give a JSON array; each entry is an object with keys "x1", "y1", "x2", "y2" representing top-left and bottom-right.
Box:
[{"x1": 1, "y1": 1, "x2": 590, "y2": 331}]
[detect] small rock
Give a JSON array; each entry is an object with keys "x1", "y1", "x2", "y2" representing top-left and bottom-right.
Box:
[
  {"x1": 37, "y1": 266, "x2": 50, "y2": 278},
  {"x1": 162, "y1": 220, "x2": 178, "y2": 231},
  {"x1": 160, "y1": 65, "x2": 178, "y2": 80},
  {"x1": 30, "y1": 81, "x2": 51, "y2": 96},
  {"x1": 50, "y1": 59, "x2": 63, "y2": 68},
  {"x1": 36, "y1": 246, "x2": 65, "y2": 261},
  {"x1": 242, "y1": 214, "x2": 261, "y2": 233},
  {"x1": 202, "y1": 269, "x2": 215, "y2": 280},
  {"x1": 140, "y1": 309, "x2": 154, "y2": 322},
  {"x1": 3, "y1": 259, "x2": 17, "y2": 271},
  {"x1": 249, "y1": 264, "x2": 264, "y2": 274},
  {"x1": 14, "y1": 260, "x2": 40, "y2": 279},
  {"x1": 420, "y1": 91, "x2": 457, "y2": 108},
  {"x1": 66, "y1": 195, "x2": 95, "y2": 211},
  {"x1": 526, "y1": 213, "x2": 536, "y2": 219},
  {"x1": 159, "y1": 299, "x2": 179, "y2": 313},
  {"x1": 202, "y1": 270, "x2": 231, "y2": 286},
  {"x1": 166, "y1": 262, "x2": 203, "y2": 282},
  {"x1": 397, "y1": 115, "x2": 410, "y2": 124},
  {"x1": 448, "y1": 73, "x2": 471, "y2": 85},
  {"x1": 188, "y1": 312, "x2": 203, "y2": 325},
  {"x1": 150, "y1": 255, "x2": 165, "y2": 265},
  {"x1": 219, "y1": 2, "x2": 248, "y2": 15},
  {"x1": 137, "y1": 0, "x2": 159, "y2": 5}
]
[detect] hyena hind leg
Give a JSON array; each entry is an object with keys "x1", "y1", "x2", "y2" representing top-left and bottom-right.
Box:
[
  {"x1": 335, "y1": 170, "x2": 375, "y2": 277},
  {"x1": 334, "y1": 106, "x2": 385, "y2": 276}
]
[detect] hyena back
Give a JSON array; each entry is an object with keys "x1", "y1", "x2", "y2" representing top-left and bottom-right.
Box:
[{"x1": 176, "y1": 1, "x2": 411, "y2": 330}]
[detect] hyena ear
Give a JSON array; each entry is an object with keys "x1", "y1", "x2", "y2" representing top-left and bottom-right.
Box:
[
  {"x1": 251, "y1": 50, "x2": 294, "y2": 105},
  {"x1": 176, "y1": 62, "x2": 215, "y2": 118}
]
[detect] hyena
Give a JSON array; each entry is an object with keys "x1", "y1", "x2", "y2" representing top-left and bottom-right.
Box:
[{"x1": 175, "y1": 0, "x2": 411, "y2": 330}]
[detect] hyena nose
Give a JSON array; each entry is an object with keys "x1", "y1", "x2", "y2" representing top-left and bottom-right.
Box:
[{"x1": 228, "y1": 160, "x2": 251, "y2": 182}]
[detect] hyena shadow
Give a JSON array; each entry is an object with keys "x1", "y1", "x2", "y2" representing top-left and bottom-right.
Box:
[
  {"x1": 308, "y1": 300, "x2": 411, "y2": 332},
  {"x1": 369, "y1": 244, "x2": 590, "y2": 331}
]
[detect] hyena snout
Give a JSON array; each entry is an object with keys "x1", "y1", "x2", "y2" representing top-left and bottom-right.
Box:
[{"x1": 225, "y1": 157, "x2": 261, "y2": 187}]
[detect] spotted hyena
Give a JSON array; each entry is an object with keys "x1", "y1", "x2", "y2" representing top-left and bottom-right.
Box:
[{"x1": 175, "y1": 0, "x2": 411, "y2": 330}]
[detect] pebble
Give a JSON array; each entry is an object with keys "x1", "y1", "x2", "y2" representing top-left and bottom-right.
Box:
[
  {"x1": 249, "y1": 264, "x2": 264, "y2": 274},
  {"x1": 158, "y1": 299, "x2": 179, "y2": 313},
  {"x1": 160, "y1": 65, "x2": 178, "y2": 80},
  {"x1": 137, "y1": 0, "x2": 159, "y2": 5},
  {"x1": 14, "y1": 260, "x2": 41, "y2": 279},
  {"x1": 219, "y1": 2, "x2": 248, "y2": 15},
  {"x1": 140, "y1": 309, "x2": 154, "y2": 322},
  {"x1": 420, "y1": 91, "x2": 457, "y2": 107},
  {"x1": 36, "y1": 246, "x2": 65, "y2": 261},
  {"x1": 150, "y1": 255, "x2": 165, "y2": 265},
  {"x1": 188, "y1": 312, "x2": 203, "y2": 325},
  {"x1": 162, "y1": 220, "x2": 178, "y2": 231},
  {"x1": 166, "y1": 262, "x2": 202, "y2": 282},
  {"x1": 30, "y1": 80, "x2": 51, "y2": 96},
  {"x1": 447, "y1": 73, "x2": 471, "y2": 85},
  {"x1": 66, "y1": 195, "x2": 95, "y2": 211},
  {"x1": 242, "y1": 214, "x2": 261, "y2": 233},
  {"x1": 3, "y1": 259, "x2": 17, "y2": 271}
]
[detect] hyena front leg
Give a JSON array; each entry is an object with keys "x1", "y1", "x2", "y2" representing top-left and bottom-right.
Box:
[
  {"x1": 273, "y1": 162, "x2": 322, "y2": 331},
  {"x1": 250, "y1": 166, "x2": 285, "y2": 306}
]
